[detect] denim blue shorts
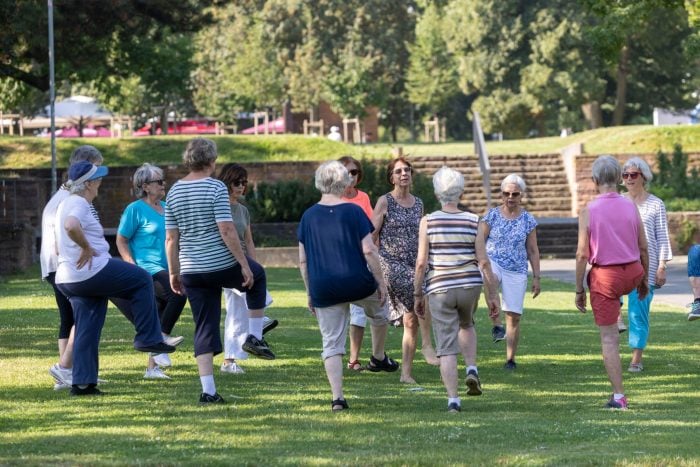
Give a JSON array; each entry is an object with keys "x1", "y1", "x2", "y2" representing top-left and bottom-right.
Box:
[{"x1": 689, "y1": 244, "x2": 700, "y2": 277}]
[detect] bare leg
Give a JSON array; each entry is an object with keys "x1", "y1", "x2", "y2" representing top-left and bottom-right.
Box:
[
  {"x1": 459, "y1": 326, "x2": 477, "y2": 367},
  {"x1": 505, "y1": 312, "x2": 521, "y2": 362},
  {"x1": 400, "y1": 313, "x2": 419, "y2": 383},
  {"x1": 59, "y1": 326, "x2": 75, "y2": 369},
  {"x1": 196, "y1": 352, "x2": 214, "y2": 377},
  {"x1": 324, "y1": 355, "x2": 344, "y2": 401},
  {"x1": 419, "y1": 299, "x2": 439, "y2": 365},
  {"x1": 630, "y1": 348, "x2": 643, "y2": 366},
  {"x1": 369, "y1": 322, "x2": 388, "y2": 360},
  {"x1": 440, "y1": 354, "x2": 459, "y2": 398},
  {"x1": 600, "y1": 324, "x2": 624, "y2": 394},
  {"x1": 348, "y1": 324, "x2": 365, "y2": 365},
  {"x1": 690, "y1": 276, "x2": 700, "y2": 299}
]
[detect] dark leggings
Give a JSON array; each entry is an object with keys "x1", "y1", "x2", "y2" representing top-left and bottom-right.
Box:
[
  {"x1": 152, "y1": 270, "x2": 187, "y2": 334},
  {"x1": 46, "y1": 272, "x2": 73, "y2": 339}
]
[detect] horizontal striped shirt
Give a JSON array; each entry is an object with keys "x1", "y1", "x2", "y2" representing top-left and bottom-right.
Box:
[
  {"x1": 635, "y1": 194, "x2": 672, "y2": 286},
  {"x1": 424, "y1": 210, "x2": 483, "y2": 295},
  {"x1": 164, "y1": 177, "x2": 235, "y2": 274}
]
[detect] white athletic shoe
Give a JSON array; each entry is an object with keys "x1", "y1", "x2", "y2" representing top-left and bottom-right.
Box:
[
  {"x1": 153, "y1": 353, "x2": 172, "y2": 368},
  {"x1": 162, "y1": 334, "x2": 185, "y2": 347},
  {"x1": 53, "y1": 381, "x2": 71, "y2": 391},
  {"x1": 144, "y1": 366, "x2": 171, "y2": 380},
  {"x1": 49, "y1": 363, "x2": 72, "y2": 386},
  {"x1": 220, "y1": 361, "x2": 245, "y2": 374}
]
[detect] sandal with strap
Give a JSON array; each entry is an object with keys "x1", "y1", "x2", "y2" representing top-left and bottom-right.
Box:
[
  {"x1": 366, "y1": 353, "x2": 399, "y2": 373},
  {"x1": 347, "y1": 360, "x2": 363, "y2": 371},
  {"x1": 331, "y1": 398, "x2": 349, "y2": 412}
]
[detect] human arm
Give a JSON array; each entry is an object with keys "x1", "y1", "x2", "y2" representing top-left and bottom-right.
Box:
[
  {"x1": 654, "y1": 200, "x2": 672, "y2": 287},
  {"x1": 476, "y1": 221, "x2": 501, "y2": 319},
  {"x1": 413, "y1": 216, "x2": 429, "y2": 319},
  {"x1": 526, "y1": 228, "x2": 541, "y2": 298},
  {"x1": 244, "y1": 225, "x2": 257, "y2": 262},
  {"x1": 362, "y1": 232, "x2": 388, "y2": 307},
  {"x1": 298, "y1": 242, "x2": 315, "y2": 315},
  {"x1": 218, "y1": 221, "x2": 254, "y2": 288},
  {"x1": 64, "y1": 215, "x2": 96, "y2": 270},
  {"x1": 574, "y1": 208, "x2": 590, "y2": 313},
  {"x1": 371, "y1": 195, "x2": 387, "y2": 245},
  {"x1": 636, "y1": 210, "x2": 650, "y2": 299},
  {"x1": 165, "y1": 228, "x2": 184, "y2": 295},
  {"x1": 115, "y1": 234, "x2": 135, "y2": 264}
]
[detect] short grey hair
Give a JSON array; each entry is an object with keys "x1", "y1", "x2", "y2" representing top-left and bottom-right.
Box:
[
  {"x1": 501, "y1": 173, "x2": 526, "y2": 192},
  {"x1": 433, "y1": 166, "x2": 464, "y2": 205},
  {"x1": 315, "y1": 160, "x2": 351, "y2": 196},
  {"x1": 132, "y1": 163, "x2": 164, "y2": 198},
  {"x1": 623, "y1": 157, "x2": 653, "y2": 186},
  {"x1": 183, "y1": 138, "x2": 217, "y2": 171},
  {"x1": 69, "y1": 145, "x2": 103, "y2": 165},
  {"x1": 592, "y1": 155, "x2": 621, "y2": 187}
]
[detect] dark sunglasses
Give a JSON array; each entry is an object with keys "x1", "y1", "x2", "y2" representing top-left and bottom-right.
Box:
[
  {"x1": 393, "y1": 167, "x2": 412, "y2": 175},
  {"x1": 146, "y1": 179, "x2": 165, "y2": 186},
  {"x1": 233, "y1": 179, "x2": 248, "y2": 187},
  {"x1": 622, "y1": 172, "x2": 641, "y2": 180},
  {"x1": 502, "y1": 191, "x2": 521, "y2": 198},
  {"x1": 348, "y1": 169, "x2": 360, "y2": 177}
]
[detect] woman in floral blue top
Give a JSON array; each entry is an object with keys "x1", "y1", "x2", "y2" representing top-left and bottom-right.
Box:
[{"x1": 478, "y1": 173, "x2": 541, "y2": 370}]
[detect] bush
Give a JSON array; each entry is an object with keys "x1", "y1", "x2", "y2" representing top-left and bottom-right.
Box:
[{"x1": 651, "y1": 143, "x2": 700, "y2": 207}]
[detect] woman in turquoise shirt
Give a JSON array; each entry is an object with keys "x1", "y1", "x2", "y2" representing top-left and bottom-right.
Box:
[{"x1": 117, "y1": 163, "x2": 187, "y2": 379}]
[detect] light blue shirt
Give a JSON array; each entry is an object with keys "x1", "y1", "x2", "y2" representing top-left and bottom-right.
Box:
[
  {"x1": 483, "y1": 207, "x2": 537, "y2": 274},
  {"x1": 118, "y1": 199, "x2": 167, "y2": 275}
]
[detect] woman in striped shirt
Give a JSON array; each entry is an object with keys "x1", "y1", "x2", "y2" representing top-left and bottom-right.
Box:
[
  {"x1": 165, "y1": 138, "x2": 268, "y2": 405},
  {"x1": 414, "y1": 166, "x2": 500, "y2": 413},
  {"x1": 621, "y1": 157, "x2": 672, "y2": 372}
]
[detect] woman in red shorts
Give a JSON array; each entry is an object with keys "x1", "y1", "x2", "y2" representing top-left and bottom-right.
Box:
[{"x1": 574, "y1": 155, "x2": 649, "y2": 410}]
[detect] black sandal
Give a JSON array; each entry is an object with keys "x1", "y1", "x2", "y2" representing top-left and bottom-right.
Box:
[
  {"x1": 331, "y1": 398, "x2": 349, "y2": 412},
  {"x1": 366, "y1": 353, "x2": 399, "y2": 373}
]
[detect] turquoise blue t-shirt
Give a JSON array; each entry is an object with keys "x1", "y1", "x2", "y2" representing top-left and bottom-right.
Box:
[{"x1": 118, "y1": 199, "x2": 167, "y2": 275}]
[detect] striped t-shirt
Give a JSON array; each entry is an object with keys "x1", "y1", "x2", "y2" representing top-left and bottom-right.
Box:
[
  {"x1": 164, "y1": 177, "x2": 235, "y2": 274},
  {"x1": 424, "y1": 210, "x2": 483, "y2": 295},
  {"x1": 635, "y1": 194, "x2": 672, "y2": 286}
]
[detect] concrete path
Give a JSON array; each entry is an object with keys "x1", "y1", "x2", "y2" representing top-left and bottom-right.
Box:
[{"x1": 541, "y1": 256, "x2": 690, "y2": 309}]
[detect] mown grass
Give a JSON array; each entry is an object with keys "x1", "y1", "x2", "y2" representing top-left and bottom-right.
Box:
[
  {"x1": 1, "y1": 266, "x2": 699, "y2": 465},
  {"x1": 2, "y1": 125, "x2": 699, "y2": 169}
]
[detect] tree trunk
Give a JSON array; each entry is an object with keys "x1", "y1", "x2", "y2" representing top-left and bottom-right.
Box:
[
  {"x1": 160, "y1": 107, "x2": 169, "y2": 135},
  {"x1": 581, "y1": 101, "x2": 603, "y2": 129},
  {"x1": 612, "y1": 40, "x2": 630, "y2": 126}
]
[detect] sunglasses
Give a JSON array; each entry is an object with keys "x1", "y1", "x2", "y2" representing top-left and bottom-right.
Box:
[
  {"x1": 622, "y1": 172, "x2": 641, "y2": 180},
  {"x1": 502, "y1": 191, "x2": 521, "y2": 198},
  {"x1": 348, "y1": 169, "x2": 360, "y2": 177},
  {"x1": 146, "y1": 179, "x2": 165, "y2": 186},
  {"x1": 393, "y1": 167, "x2": 412, "y2": 175},
  {"x1": 232, "y1": 179, "x2": 248, "y2": 187}
]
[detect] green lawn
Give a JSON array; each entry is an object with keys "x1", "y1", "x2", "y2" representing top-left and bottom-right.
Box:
[
  {"x1": 2, "y1": 125, "x2": 699, "y2": 169},
  {"x1": 1, "y1": 266, "x2": 700, "y2": 465}
]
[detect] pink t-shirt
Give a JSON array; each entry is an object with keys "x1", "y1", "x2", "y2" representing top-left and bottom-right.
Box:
[
  {"x1": 588, "y1": 192, "x2": 640, "y2": 265},
  {"x1": 341, "y1": 189, "x2": 373, "y2": 219}
]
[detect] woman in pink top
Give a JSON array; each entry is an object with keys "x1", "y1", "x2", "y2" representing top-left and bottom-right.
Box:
[
  {"x1": 339, "y1": 156, "x2": 373, "y2": 370},
  {"x1": 575, "y1": 155, "x2": 649, "y2": 410}
]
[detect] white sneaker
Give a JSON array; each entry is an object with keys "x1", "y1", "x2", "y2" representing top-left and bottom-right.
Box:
[
  {"x1": 54, "y1": 381, "x2": 71, "y2": 391},
  {"x1": 49, "y1": 363, "x2": 72, "y2": 386},
  {"x1": 153, "y1": 353, "x2": 172, "y2": 368},
  {"x1": 221, "y1": 361, "x2": 245, "y2": 374},
  {"x1": 162, "y1": 334, "x2": 185, "y2": 347},
  {"x1": 144, "y1": 366, "x2": 171, "y2": 380}
]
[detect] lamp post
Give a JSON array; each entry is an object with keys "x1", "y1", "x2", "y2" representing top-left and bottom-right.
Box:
[{"x1": 48, "y1": 0, "x2": 57, "y2": 193}]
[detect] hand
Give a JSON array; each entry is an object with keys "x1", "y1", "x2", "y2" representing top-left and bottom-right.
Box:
[
  {"x1": 575, "y1": 290, "x2": 587, "y2": 313},
  {"x1": 307, "y1": 296, "x2": 316, "y2": 316},
  {"x1": 414, "y1": 295, "x2": 425, "y2": 319},
  {"x1": 377, "y1": 283, "x2": 388, "y2": 307},
  {"x1": 637, "y1": 279, "x2": 649, "y2": 300},
  {"x1": 170, "y1": 273, "x2": 184, "y2": 296},
  {"x1": 241, "y1": 265, "x2": 254, "y2": 289},
  {"x1": 655, "y1": 266, "x2": 667, "y2": 287},
  {"x1": 532, "y1": 277, "x2": 541, "y2": 298},
  {"x1": 487, "y1": 293, "x2": 501, "y2": 319},
  {"x1": 76, "y1": 246, "x2": 96, "y2": 270}
]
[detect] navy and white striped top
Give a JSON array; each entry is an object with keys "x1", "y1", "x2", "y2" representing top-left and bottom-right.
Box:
[
  {"x1": 635, "y1": 194, "x2": 672, "y2": 286},
  {"x1": 164, "y1": 177, "x2": 235, "y2": 274},
  {"x1": 424, "y1": 210, "x2": 483, "y2": 295}
]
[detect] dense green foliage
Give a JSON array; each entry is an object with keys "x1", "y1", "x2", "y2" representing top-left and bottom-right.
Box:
[
  {"x1": 1, "y1": 266, "x2": 700, "y2": 465},
  {"x1": 651, "y1": 144, "x2": 700, "y2": 211}
]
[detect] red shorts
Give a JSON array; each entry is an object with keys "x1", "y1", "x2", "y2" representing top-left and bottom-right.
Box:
[{"x1": 587, "y1": 262, "x2": 644, "y2": 326}]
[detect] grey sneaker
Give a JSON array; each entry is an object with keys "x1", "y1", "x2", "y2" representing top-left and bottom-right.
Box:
[
  {"x1": 492, "y1": 325, "x2": 506, "y2": 343},
  {"x1": 465, "y1": 370, "x2": 482, "y2": 396},
  {"x1": 688, "y1": 301, "x2": 700, "y2": 321},
  {"x1": 242, "y1": 334, "x2": 275, "y2": 360}
]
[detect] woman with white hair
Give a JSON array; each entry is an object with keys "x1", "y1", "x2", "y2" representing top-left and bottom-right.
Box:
[
  {"x1": 55, "y1": 161, "x2": 176, "y2": 396},
  {"x1": 575, "y1": 155, "x2": 648, "y2": 410},
  {"x1": 620, "y1": 157, "x2": 672, "y2": 372},
  {"x1": 298, "y1": 160, "x2": 398, "y2": 412},
  {"x1": 117, "y1": 163, "x2": 188, "y2": 380},
  {"x1": 478, "y1": 173, "x2": 541, "y2": 370},
  {"x1": 414, "y1": 166, "x2": 500, "y2": 413}
]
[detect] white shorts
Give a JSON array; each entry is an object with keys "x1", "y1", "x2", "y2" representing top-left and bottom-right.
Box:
[
  {"x1": 349, "y1": 304, "x2": 367, "y2": 327},
  {"x1": 491, "y1": 261, "x2": 528, "y2": 315}
]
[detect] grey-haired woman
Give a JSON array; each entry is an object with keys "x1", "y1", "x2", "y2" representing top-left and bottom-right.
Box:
[{"x1": 117, "y1": 163, "x2": 188, "y2": 380}]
